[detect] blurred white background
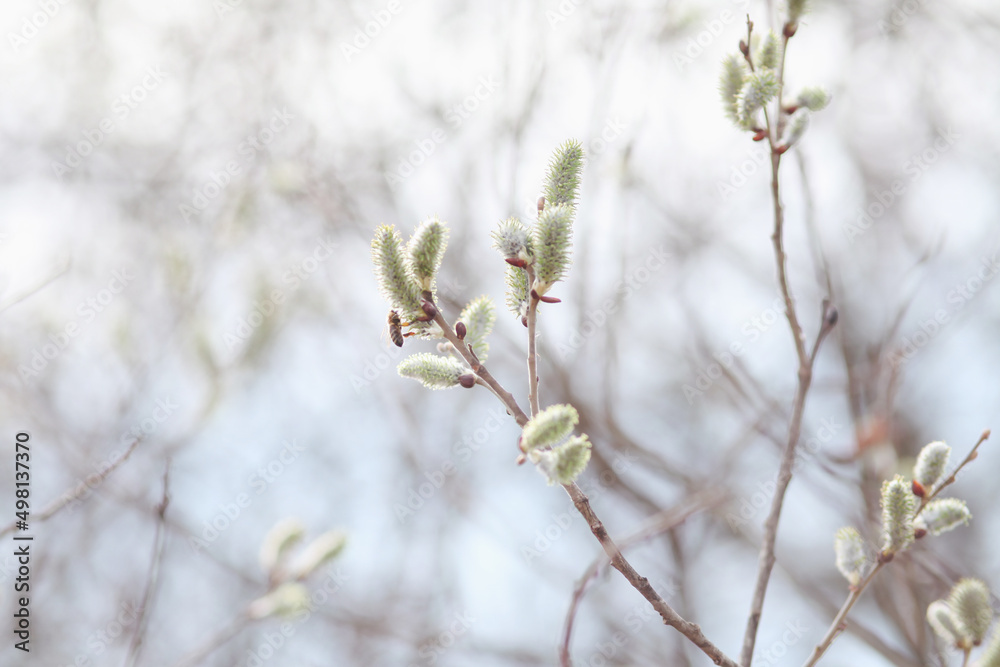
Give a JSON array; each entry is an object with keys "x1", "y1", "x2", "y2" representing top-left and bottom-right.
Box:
[{"x1": 1, "y1": 0, "x2": 999, "y2": 665}]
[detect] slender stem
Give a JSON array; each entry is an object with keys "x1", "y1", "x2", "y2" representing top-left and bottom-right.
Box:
[
  {"x1": 562, "y1": 482, "x2": 739, "y2": 667},
  {"x1": 123, "y1": 461, "x2": 171, "y2": 667},
  {"x1": 739, "y1": 31, "x2": 835, "y2": 657},
  {"x1": 525, "y1": 265, "x2": 541, "y2": 417},
  {"x1": 430, "y1": 304, "x2": 530, "y2": 427},
  {"x1": 961, "y1": 648, "x2": 972, "y2": 667},
  {"x1": 559, "y1": 490, "x2": 727, "y2": 666},
  {"x1": 800, "y1": 562, "x2": 886, "y2": 667},
  {"x1": 920, "y1": 429, "x2": 990, "y2": 509}
]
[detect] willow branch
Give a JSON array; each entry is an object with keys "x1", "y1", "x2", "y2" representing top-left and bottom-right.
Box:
[
  {"x1": 800, "y1": 562, "x2": 886, "y2": 667},
  {"x1": 429, "y1": 303, "x2": 529, "y2": 427},
  {"x1": 123, "y1": 460, "x2": 171, "y2": 667},
  {"x1": 560, "y1": 490, "x2": 728, "y2": 666},
  {"x1": 562, "y1": 483, "x2": 739, "y2": 667},
  {"x1": 525, "y1": 265, "x2": 541, "y2": 417}
]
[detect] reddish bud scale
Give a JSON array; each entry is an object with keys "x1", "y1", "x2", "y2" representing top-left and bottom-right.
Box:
[
  {"x1": 783, "y1": 21, "x2": 798, "y2": 38},
  {"x1": 775, "y1": 144, "x2": 790, "y2": 155},
  {"x1": 537, "y1": 196, "x2": 545, "y2": 215},
  {"x1": 458, "y1": 374, "x2": 476, "y2": 389},
  {"x1": 420, "y1": 300, "x2": 438, "y2": 318},
  {"x1": 455, "y1": 321, "x2": 467, "y2": 340},
  {"x1": 505, "y1": 257, "x2": 527, "y2": 268},
  {"x1": 878, "y1": 551, "x2": 895, "y2": 564},
  {"x1": 914, "y1": 527, "x2": 928, "y2": 540},
  {"x1": 538, "y1": 295, "x2": 561, "y2": 304},
  {"x1": 752, "y1": 130, "x2": 767, "y2": 142},
  {"x1": 911, "y1": 479, "x2": 926, "y2": 497},
  {"x1": 521, "y1": 316, "x2": 528, "y2": 328}
]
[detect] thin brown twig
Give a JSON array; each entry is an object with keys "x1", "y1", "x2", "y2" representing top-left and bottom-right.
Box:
[
  {"x1": 0, "y1": 436, "x2": 142, "y2": 538},
  {"x1": 525, "y1": 264, "x2": 542, "y2": 417},
  {"x1": 123, "y1": 459, "x2": 172, "y2": 667},
  {"x1": 800, "y1": 562, "x2": 887, "y2": 667},
  {"x1": 562, "y1": 483, "x2": 739, "y2": 667},
  {"x1": 559, "y1": 489, "x2": 728, "y2": 666},
  {"x1": 429, "y1": 302, "x2": 530, "y2": 427},
  {"x1": 739, "y1": 19, "x2": 836, "y2": 665}
]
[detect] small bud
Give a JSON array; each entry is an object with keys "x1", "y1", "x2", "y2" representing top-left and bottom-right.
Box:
[
  {"x1": 834, "y1": 527, "x2": 867, "y2": 587},
  {"x1": 914, "y1": 527, "x2": 928, "y2": 539},
  {"x1": 537, "y1": 196, "x2": 545, "y2": 215},
  {"x1": 455, "y1": 321, "x2": 467, "y2": 340},
  {"x1": 289, "y1": 530, "x2": 348, "y2": 581},
  {"x1": 538, "y1": 295, "x2": 562, "y2": 304},
  {"x1": 521, "y1": 404, "x2": 580, "y2": 452},
  {"x1": 783, "y1": 21, "x2": 798, "y2": 38},
  {"x1": 825, "y1": 305, "x2": 839, "y2": 327},
  {"x1": 752, "y1": 129, "x2": 768, "y2": 141},
  {"x1": 458, "y1": 374, "x2": 476, "y2": 389},
  {"x1": 407, "y1": 217, "x2": 449, "y2": 291},
  {"x1": 420, "y1": 299, "x2": 438, "y2": 319},
  {"x1": 948, "y1": 578, "x2": 993, "y2": 646},
  {"x1": 459, "y1": 295, "x2": 496, "y2": 362},
  {"x1": 914, "y1": 441, "x2": 951, "y2": 491},
  {"x1": 880, "y1": 474, "x2": 917, "y2": 555},
  {"x1": 912, "y1": 479, "x2": 926, "y2": 497},
  {"x1": 248, "y1": 582, "x2": 311, "y2": 620},
  {"x1": 927, "y1": 600, "x2": 964, "y2": 649},
  {"x1": 259, "y1": 518, "x2": 305, "y2": 576},
  {"x1": 398, "y1": 353, "x2": 468, "y2": 389},
  {"x1": 919, "y1": 498, "x2": 972, "y2": 536},
  {"x1": 505, "y1": 257, "x2": 528, "y2": 268},
  {"x1": 521, "y1": 316, "x2": 528, "y2": 327}
]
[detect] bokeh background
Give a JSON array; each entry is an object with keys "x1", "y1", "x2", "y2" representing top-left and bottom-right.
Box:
[{"x1": 1, "y1": 0, "x2": 999, "y2": 665}]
